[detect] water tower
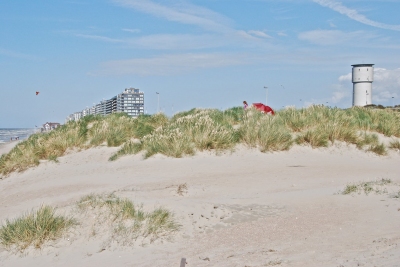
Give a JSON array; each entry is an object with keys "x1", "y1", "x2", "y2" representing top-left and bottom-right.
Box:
[{"x1": 352, "y1": 64, "x2": 374, "y2": 106}]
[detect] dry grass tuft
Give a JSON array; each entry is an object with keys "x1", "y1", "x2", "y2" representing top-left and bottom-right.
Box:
[{"x1": 176, "y1": 183, "x2": 188, "y2": 196}]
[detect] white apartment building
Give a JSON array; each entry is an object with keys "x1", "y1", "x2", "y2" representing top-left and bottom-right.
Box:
[
  {"x1": 66, "y1": 87, "x2": 145, "y2": 122},
  {"x1": 117, "y1": 88, "x2": 144, "y2": 117}
]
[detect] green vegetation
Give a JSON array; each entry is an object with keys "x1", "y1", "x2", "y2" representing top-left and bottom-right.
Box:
[
  {"x1": 1, "y1": 106, "x2": 400, "y2": 177},
  {"x1": 0, "y1": 194, "x2": 179, "y2": 251},
  {"x1": 0, "y1": 206, "x2": 76, "y2": 251},
  {"x1": 389, "y1": 139, "x2": 400, "y2": 150},
  {"x1": 341, "y1": 179, "x2": 393, "y2": 195},
  {"x1": 77, "y1": 193, "x2": 179, "y2": 244}
]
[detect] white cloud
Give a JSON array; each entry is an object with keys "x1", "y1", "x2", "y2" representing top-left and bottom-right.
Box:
[
  {"x1": 75, "y1": 31, "x2": 271, "y2": 51},
  {"x1": 298, "y1": 30, "x2": 375, "y2": 45},
  {"x1": 112, "y1": 0, "x2": 233, "y2": 33},
  {"x1": 122, "y1": 28, "x2": 141, "y2": 33},
  {"x1": 95, "y1": 53, "x2": 249, "y2": 76},
  {"x1": 338, "y1": 73, "x2": 351, "y2": 82},
  {"x1": 247, "y1": 30, "x2": 272, "y2": 38},
  {"x1": 126, "y1": 34, "x2": 227, "y2": 50},
  {"x1": 76, "y1": 0, "x2": 272, "y2": 51},
  {"x1": 331, "y1": 91, "x2": 349, "y2": 104},
  {"x1": 313, "y1": 0, "x2": 400, "y2": 31},
  {"x1": 75, "y1": 34, "x2": 123, "y2": 43}
]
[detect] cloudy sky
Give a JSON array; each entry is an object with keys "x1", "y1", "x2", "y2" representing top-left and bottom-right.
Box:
[{"x1": 1, "y1": 0, "x2": 399, "y2": 127}]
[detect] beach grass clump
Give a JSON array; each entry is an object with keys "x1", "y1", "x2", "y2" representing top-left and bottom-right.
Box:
[
  {"x1": 348, "y1": 107, "x2": 400, "y2": 137},
  {"x1": 142, "y1": 207, "x2": 179, "y2": 240},
  {"x1": 356, "y1": 132, "x2": 379, "y2": 149},
  {"x1": 0, "y1": 205, "x2": 76, "y2": 251},
  {"x1": 111, "y1": 109, "x2": 238, "y2": 159},
  {"x1": 77, "y1": 193, "x2": 179, "y2": 245},
  {"x1": 341, "y1": 179, "x2": 393, "y2": 195},
  {"x1": 222, "y1": 106, "x2": 245, "y2": 125},
  {"x1": 140, "y1": 126, "x2": 195, "y2": 158},
  {"x1": 295, "y1": 128, "x2": 329, "y2": 148},
  {"x1": 240, "y1": 108, "x2": 293, "y2": 151},
  {"x1": 279, "y1": 107, "x2": 311, "y2": 132},
  {"x1": 367, "y1": 143, "x2": 387, "y2": 156},
  {"x1": 342, "y1": 184, "x2": 358, "y2": 195},
  {"x1": 389, "y1": 139, "x2": 400, "y2": 150},
  {"x1": 355, "y1": 132, "x2": 387, "y2": 155}
]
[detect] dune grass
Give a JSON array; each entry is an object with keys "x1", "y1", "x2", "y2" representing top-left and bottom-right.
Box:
[
  {"x1": 0, "y1": 206, "x2": 76, "y2": 251},
  {"x1": 341, "y1": 179, "x2": 393, "y2": 195},
  {"x1": 0, "y1": 194, "x2": 179, "y2": 251},
  {"x1": 1, "y1": 106, "x2": 400, "y2": 177},
  {"x1": 389, "y1": 139, "x2": 400, "y2": 150},
  {"x1": 77, "y1": 193, "x2": 179, "y2": 244}
]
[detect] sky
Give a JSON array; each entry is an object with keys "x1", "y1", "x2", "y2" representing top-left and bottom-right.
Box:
[{"x1": 1, "y1": 0, "x2": 400, "y2": 127}]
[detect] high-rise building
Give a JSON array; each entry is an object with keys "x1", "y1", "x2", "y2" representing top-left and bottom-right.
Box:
[
  {"x1": 66, "y1": 87, "x2": 145, "y2": 122},
  {"x1": 117, "y1": 88, "x2": 144, "y2": 117}
]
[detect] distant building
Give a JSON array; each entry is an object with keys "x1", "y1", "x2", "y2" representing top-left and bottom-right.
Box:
[
  {"x1": 66, "y1": 87, "x2": 145, "y2": 122},
  {"x1": 117, "y1": 88, "x2": 144, "y2": 117},
  {"x1": 42, "y1": 122, "x2": 61, "y2": 132}
]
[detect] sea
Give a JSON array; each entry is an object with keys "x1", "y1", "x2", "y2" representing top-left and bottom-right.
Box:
[{"x1": 0, "y1": 128, "x2": 38, "y2": 144}]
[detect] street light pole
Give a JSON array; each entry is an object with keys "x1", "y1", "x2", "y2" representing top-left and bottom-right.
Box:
[
  {"x1": 264, "y1": 86, "x2": 268, "y2": 105},
  {"x1": 392, "y1": 96, "x2": 395, "y2": 107},
  {"x1": 156, "y1": 92, "x2": 160, "y2": 113}
]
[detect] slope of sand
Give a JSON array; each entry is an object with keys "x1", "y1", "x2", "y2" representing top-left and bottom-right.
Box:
[{"x1": 0, "y1": 144, "x2": 399, "y2": 267}]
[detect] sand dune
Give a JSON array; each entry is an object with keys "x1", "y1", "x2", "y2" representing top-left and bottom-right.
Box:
[
  {"x1": 0, "y1": 143, "x2": 399, "y2": 266},
  {"x1": 0, "y1": 141, "x2": 20, "y2": 156}
]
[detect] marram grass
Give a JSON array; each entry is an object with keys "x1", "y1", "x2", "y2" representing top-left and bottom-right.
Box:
[
  {"x1": 0, "y1": 205, "x2": 76, "y2": 251},
  {"x1": 77, "y1": 193, "x2": 179, "y2": 244},
  {"x1": 0, "y1": 194, "x2": 179, "y2": 251},
  {"x1": 1, "y1": 106, "x2": 400, "y2": 177}
]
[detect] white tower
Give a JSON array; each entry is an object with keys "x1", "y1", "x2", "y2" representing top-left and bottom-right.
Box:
[{"x1": 352, "y1": 64, "x2": 374, "y2": 106}]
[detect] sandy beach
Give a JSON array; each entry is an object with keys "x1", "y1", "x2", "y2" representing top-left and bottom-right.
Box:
[{"x1": 0, "y1": 142, "x2": 399, "y2": 267}]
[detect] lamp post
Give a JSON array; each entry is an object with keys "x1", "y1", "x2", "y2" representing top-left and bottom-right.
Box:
[
  {"x1": 264, "y1": 86, "x2": 268, "y2": 105},
  {"x1": 156, "y1": 92, "x2": 160, "y2": 113},
  {"x1": 392, "y1": 96, "x2": 395, "y2": 107}
]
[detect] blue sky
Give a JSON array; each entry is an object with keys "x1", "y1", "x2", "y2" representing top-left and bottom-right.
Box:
[{"x1": 1, "y1": 0, "x2": 400, "y2": 127}]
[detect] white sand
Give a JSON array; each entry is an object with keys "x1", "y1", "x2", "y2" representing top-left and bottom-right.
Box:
[{"x1": 0, "y1": 144, "x2": 399, "y2": 267}]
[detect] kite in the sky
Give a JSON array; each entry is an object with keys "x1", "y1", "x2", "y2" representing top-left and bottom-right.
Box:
[{"x1": 36, "y1": 91, "x2": 39, "y2": 95}]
